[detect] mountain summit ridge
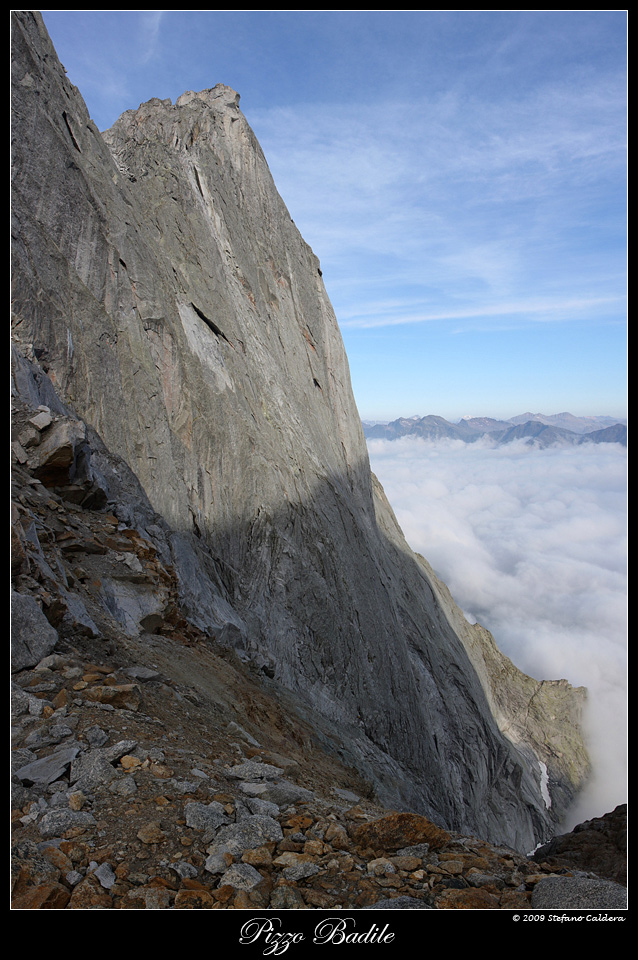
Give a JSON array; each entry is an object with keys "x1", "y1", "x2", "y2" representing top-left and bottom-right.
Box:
[
  {"x1": 12, "y1": 10, "x2": 589, "y2": 855},
  {"x1": 364, "y1": 412, "x2": 627, "y2": 447}
]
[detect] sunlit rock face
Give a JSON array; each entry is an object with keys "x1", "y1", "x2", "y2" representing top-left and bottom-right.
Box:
[{"x1": 11, "y1": 10, "x2": 589, "y2": 851}]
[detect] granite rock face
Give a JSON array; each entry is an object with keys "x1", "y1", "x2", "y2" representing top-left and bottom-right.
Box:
[{"x1": 11, "y1": 11, "x2": 590, "y2": 852}]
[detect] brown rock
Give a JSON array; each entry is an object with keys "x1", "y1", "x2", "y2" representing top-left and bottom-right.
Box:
[
  {"x1": 174, "y1": 888, "x2": 218, "y2": 908},
  {"x1": 137, "y1": 821, "x2": 166, "y2": 844},
  {"x1": 242, "y1": 845, "x2": 273, "y2": 867},
  {"x1": 350, "y1": 813, "x2": 451, "y2": 853},
  {"x1": 52, "y1": 688, "x2": 68, "y2": 709},
  {"x1": 344, "y1": 805, "x2": 369, "y2": 821},
  {"x1": 149, "y1": 762, "x2": 174, "y2": 779},
  {"x1": 232, "y1": 890, "x2": 253, "y2": 909},
  {"x1": 302, "y1": 888, "x2": 337, "y2": 908},
  {"x1": 213, "y1": 884, "x2": 235, "y2": 903},
  {"x1": 120, "y1": 885, "x2": 173, "y2": 909},
  {"x1": 177, "y1": 878, "x2": 206, "y2": 890},
  {"x1": 40, "y1": 844, "x2": 73, "y2": 874},
  {"x1": 58, "y1": 840, "x2": 90, "y2": 865},
  {"x1": 68, "y1": 791, "x2": 85, "y2": 811},
  {"x1": 269, "y1": 883, "x2": 307, "y2": 909},
  {"x1": 12, "y1": 881, "x2": 71, "y2": 910},
  {"x1": 324, "y1": 822, "x2": 351, "y2": 851},
  {"x1": 389, "y1": 855, "x2": 421, "y2": 871},
  {"x1": 83, "y1": 684, "x2": 141, "y2": 711},
  {"x1": 499, "y1": 889, "x2": 533, "y2": 908},
  {"x1": 304, "y1": 839, "x2": 328, "y2": 856},
  {"x1": 67, "y1": 877, "x2": 113, "y2": 909},
  {"x1": 435, "y1": 887, "x2": 500, "y2": 909},
  {"x1": 120, "y1": 755, "x2": 142, "y2": 771}
]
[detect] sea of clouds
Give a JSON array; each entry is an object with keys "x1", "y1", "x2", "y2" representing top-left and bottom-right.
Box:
[{"x1": 367, "y1": 435, "x2": 627, "y2": 829}]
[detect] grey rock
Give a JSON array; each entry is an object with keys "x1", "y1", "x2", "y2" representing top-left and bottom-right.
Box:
[
  {"x1": 12, "y1": 748, "x2": 38, "y2": 774},
  {"x1": 246, "y1": 796, "x2": 280, "y2": 818},
  {"x1": 49, "y1": 791, "x2": 73, "y2": 808},
  {"x1": 169, "y1": 860, "x2": 199, "y2": 880},
  {"x1": 25, "y1": 417, "x2": 86, "y2": 487},
  {"x1": 109, "y1": 775, "x2": 138, "y2": 797},
  {"x1": 92, "y1": 862, "x2": 117, "y2": 889},
  {"x1": 24, "y1": 724, "x2": 74, "y2": 748},
  {"x1": 233, "y1": 797, "x2": 257, "y2": 821},
  {"x1": 38, "y1": 808, "x2": 97, "y2": 839},
  {"x1": 255, "y1": 780, "x2": 315, "y2": 806},
  {"x1": 467, "y1": 872, "x2": 505, "y2": 890},
  {"x1": 219, "y1": 863, "x2": 265, "y2": 891},
  {"x1": 83, "y1": 726, "x2": 108, "y2": 748},
  {"x1": 167, "y1": 778, "x2": 201, "y2": 795},
  {"x1": 184, "y1": 801, "x2": 230, "y2": 832},
  {"x1": 269, "y1": 885, "x2": 307, "y2": 909},
  {"x1": 11, "y1": 683, "x2": 45, "y2": 719},
  {"x1": 204, "y1": 852, "x2": 233, "y2": 875},
  {"x1": 397, "y1": 844, "x2": 431, "y2": 858},
  {"x1": 226, "y1": 723, "x2": 260, "y2": 747},
  {"x1": 29, "y1": 408, "x2": 53, "y2": 431},
  {"x1": 36, "y1": 654, "x2": 69, "y2": 671},
  {"x1": 238, "y1": 782, "x2": 269, "y2": 798},
  {"x1": 11, "y1": 590, "x2": 59, "y2": 672},
  {"x1": 282, "y1": 861, "x2": 320, "y2": 882},
  {"x1": 10, "y1": 10, "x2": 590, "y2": 852},
  {"x1": 124, "y1": 665, "x2": 161, "y2": 681},
  {"x1": 20, "y1": 796, "x2": 49, "y2": 825},
  {"x1": 15, "y1": 743, "x2": 81, "y2": 787},
  {"x1": 332, "y1": 788, "x2": 360, "y2": 803},
  {"x1": 366, "y1": 896, "x2": 433, "y2": 909},
  {"x1": 70, "y1": 749, "x2": 118, "y2": 791},
  {"x1": 226, "y1": 760, "x2": 284, "y2": 781},
  {"x1": 211, "y1": 815, "x2": 284, "y2": 856},
  {"x1": 103, "y1": 739, "x2": 138, "y2": 763},
  {"x1": 531, "y1": 876, "x2": 627, "y2": 909},
  {"x1": 58, "y1": 590, "x2": 100, "y2": 638}
]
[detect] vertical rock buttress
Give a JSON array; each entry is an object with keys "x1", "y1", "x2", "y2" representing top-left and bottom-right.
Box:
[{"x1": 11, "y1": 11, "x2": 589, "y2": 852}]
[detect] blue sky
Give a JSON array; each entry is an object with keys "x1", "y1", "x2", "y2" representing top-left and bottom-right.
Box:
[{"x1": 40, "y1": 10, "x2": 627, "y2": 422}]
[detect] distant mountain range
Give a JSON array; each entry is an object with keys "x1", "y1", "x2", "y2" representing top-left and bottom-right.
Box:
[{"x1": 362, "y1": 412, "x2": 627, "y2": 448}]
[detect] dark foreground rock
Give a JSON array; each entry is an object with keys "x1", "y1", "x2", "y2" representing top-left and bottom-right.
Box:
[
  {"x1": 532, "y1": 804, "x2": 627, "y2": 886},
  {"x1": 531, "y1": 877, "x2": 626, "y2": 910}
]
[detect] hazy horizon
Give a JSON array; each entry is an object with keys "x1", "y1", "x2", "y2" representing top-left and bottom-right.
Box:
[{"x1": 362, "y1": 409, "x2": 628, "y2": 425}]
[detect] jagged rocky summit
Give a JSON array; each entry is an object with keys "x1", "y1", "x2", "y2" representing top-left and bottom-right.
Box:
[{"x1": 11, "y1": 11, "x2": 590, "y2": 856}]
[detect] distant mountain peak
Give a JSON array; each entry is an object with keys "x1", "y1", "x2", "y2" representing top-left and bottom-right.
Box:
[{"x1": 363, "y1": 412, "x2": 627, "y2": 447}]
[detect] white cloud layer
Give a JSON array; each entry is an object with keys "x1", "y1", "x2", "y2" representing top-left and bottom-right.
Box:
[{"x1": 367, "y1": 436, "x2": 627, "y2": 827}]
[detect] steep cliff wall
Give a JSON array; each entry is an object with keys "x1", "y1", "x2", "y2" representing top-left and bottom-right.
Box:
[{"x1": 11, "y1": 10, "x2": 589, "y2": 852}]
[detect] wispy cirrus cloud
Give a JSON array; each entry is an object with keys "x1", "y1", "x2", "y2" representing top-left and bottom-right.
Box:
[
  {"x1": 339, "y1": 294, "x2": 626, "y2": 330},
  {"x1": 251, "y1": 73, "x2": 626, "y2": 332},
  {"x1": 139, "y1": 10, "x2": 165, "y2": 65}
]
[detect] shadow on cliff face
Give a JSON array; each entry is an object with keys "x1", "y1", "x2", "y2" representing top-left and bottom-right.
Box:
[{"x1": 11, "y1": 348, "x2": 587, "y2": 855}]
